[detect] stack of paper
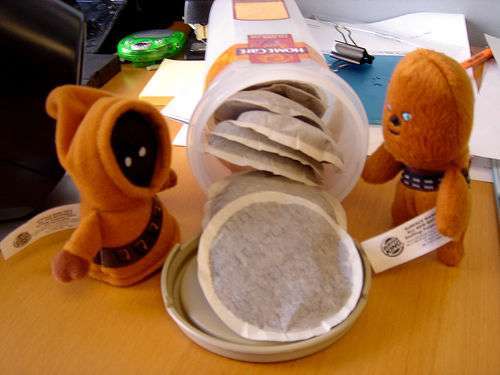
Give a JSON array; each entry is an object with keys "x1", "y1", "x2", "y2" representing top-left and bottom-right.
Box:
[
  {"x1": 138, "y1": 59, "x2": 205, "y2": 146},
  {"x1": 139, "y1": 59, "x2": 206, "y2": 107},
  {"x1": 306, "y1": 13, "x2": 471, "y2": 62},
  {"x1": 470, "y1": 34, "x2": 500, "y2": 161}
]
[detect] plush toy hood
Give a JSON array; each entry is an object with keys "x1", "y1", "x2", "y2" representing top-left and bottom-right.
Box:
[{"x1": 46, "y1": 85, "x2": 173, "y2": 210}]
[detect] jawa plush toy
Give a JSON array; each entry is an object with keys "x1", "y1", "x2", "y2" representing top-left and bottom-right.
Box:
[
  {"x1": 362, "y1": 49, "x2": 474, "y2": 266},
  {"x1": 46, "y1": 85, "x2": 180, "y2": 286}
]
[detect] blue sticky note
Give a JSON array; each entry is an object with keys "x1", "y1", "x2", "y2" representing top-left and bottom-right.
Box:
[{"x1": 324, "y1": 54, "x2": 403, "y2": 125}]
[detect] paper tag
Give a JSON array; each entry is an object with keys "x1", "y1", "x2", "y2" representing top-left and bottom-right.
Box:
[
  {"x1": 0, "y1": 204, "x2": 80, "y2": 260},
  {"x1": 361, "y1": 208, "x2": 451, "y2": 273}
]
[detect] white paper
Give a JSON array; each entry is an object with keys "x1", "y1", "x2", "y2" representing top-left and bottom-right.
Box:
[
  {"x1": 361, "y1": 208, "x2": 452, "y2": 273},
  {"x1": 172, "y1": 123, "x2": 189, "y2": 147},
  {"x1": 470, "y1": 34, "x2": 500, "y2": 160},
  {"x1": 367, "y1": 125, "x2": 384, "y2": 155},
  {"x1": 470, "y1": 156, "x2": 493, "y2": 183},
  {"x1": 139, "y1": 59, "x2": 206, "y2": 103},
  {"x1": 157, "y1": 60, "x2": 205, "y2": 123},
  {"x1": 306, "y1": 13, "x2": 471, "y2": 61},
  {"x1": 486, "y1": 34, "x2": 500, "y2": 61},
  {"x1": 470, "y1": 61, "x2": 500, "y2": 160},
  {"x1": 0, "y1": 204, "x2": 80, "y2": 259},
  {"x1": 161, "y1": 85, "x2": 204, "y2": 124}
]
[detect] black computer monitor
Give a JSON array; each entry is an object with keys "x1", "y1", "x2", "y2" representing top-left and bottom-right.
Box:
[{"x1": 0, "y1": 0, "x2": 84, "y2": 220}]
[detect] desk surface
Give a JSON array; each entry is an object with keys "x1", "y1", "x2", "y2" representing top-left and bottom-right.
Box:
[{"x1": 1, "y1": 66, "x2": 499, "y2": 375}]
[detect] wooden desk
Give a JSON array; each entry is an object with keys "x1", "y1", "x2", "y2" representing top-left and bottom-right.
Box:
[{"x1": 1, "y1": 66, "x2": 499, "y2": 375}]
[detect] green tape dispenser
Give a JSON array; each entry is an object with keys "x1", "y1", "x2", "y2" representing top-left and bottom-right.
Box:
[{"x1": 117, "y1": 29, "x2": 187, "y2": 67}]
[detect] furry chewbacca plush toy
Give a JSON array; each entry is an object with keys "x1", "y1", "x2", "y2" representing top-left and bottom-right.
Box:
[
  {"x1": 362, "y1": 49, "x2": 474, "y2": 266},
  {"x1": 46, "y1": 85, "x2": 180, "y2": 286}
]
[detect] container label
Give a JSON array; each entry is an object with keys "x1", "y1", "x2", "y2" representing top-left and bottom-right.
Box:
[
  {"x1": 0, "y1": 204, "x2": 80, "y2": 260},
  {"x1": 233, "y1": 0, "x2": 289, "y2": 20},
  {"x1": 206, "y1": 35, "x2": 325, "y2": 86},
  {"x1": 237, "y1": 34, "x2": 307, "y2": 64},
  {"x1": 360, "y1": 208, "x2": 452, "y2": 273}
]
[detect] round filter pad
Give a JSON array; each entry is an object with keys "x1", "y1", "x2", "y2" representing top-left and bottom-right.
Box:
[
  {"x1": 161, "y1": 237, "x2": 370, "y2": 362},
  {"x1": 198, "y1": 192, "x2": 364, "y2": 342}
]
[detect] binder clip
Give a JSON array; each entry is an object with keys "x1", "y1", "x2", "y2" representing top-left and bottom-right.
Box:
[{"x1": 330, "y1": 25, "x2": 374, "y2": 66}]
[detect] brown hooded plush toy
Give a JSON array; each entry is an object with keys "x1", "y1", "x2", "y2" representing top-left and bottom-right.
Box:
[
  {"x1": 362, "y1": 49, "x2": 474, "y2": 266},
  {"x1": 46, "y1": 85, "x2": 180, "y2": 286}
]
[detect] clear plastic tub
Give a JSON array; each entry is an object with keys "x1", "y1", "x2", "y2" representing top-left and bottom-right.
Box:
[{"x1": 187, "y1": 0, "x2": 368, "y2": 200}]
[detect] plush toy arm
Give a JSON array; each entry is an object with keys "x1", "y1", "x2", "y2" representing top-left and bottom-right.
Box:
[
  {"x1": 161, "y1": 169, "x2": 177, "y2": 191},
  {"x1": 362, "y1": 144, "x2": 404, "y2": 184},
  {"x1": 436, "y1": 167, "x2": 470, "y2": 240},
  {"x1": 52, "y1": 212, "x2": 102, "y2": 283}
]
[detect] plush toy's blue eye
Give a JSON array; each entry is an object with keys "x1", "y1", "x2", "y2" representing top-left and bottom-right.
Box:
[
  {"x1": 386, "y1": 104, "x2": 392, "y2": 111},
  {"x1": 402, "y1": 112, "x2": 412, "y2": 121}
]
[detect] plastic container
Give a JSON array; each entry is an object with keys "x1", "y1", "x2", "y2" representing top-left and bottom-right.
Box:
[
  {"x1": 188, "y1": 0, "x2": 369, "y2": 200},
  {"x1": 165, "y1": 0, "x2": 371, "y2": 362}
]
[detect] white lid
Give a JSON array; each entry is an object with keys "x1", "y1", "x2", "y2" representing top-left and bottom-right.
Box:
[{"x1": 160, "y1": 236, "x2": 371, "y2": 362}]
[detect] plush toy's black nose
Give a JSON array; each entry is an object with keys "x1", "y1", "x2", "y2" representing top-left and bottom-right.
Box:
[{"x1": 390, "y1": 114, "x2": 401, "y2": 126}]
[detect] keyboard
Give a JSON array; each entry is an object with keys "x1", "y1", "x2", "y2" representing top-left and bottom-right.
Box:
[{"x1": 76, "y1": 0, "x2": 126, "y2": 53}]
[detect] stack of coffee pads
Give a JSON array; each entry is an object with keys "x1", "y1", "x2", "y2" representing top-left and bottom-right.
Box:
[
  {"x1": 207, "y1": 82, "x2": 344, "y2": 185},
  {"x1": 198, "y1": 82, "x2": 362, "y2": 342}
]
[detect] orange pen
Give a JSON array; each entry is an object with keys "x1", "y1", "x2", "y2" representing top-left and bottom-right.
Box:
[{"x1": 462, "y1": 48, "x2": 493, "y2": 69}]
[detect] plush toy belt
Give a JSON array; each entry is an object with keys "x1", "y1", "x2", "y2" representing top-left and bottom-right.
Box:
[
  {"x1": 93, "y1": 197, "x2": 163, "y2": 268},
  {"x1": 401, "y1": 166, "x2": 470, "y2": 192}
]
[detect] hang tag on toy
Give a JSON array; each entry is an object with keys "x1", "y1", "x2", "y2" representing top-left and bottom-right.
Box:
[
  {"x1": 361, "y1": 208, "x2": 452, "y2": 273},
  {"x1": 0, "y1": 204, "x2": 80, "y2": 260}
]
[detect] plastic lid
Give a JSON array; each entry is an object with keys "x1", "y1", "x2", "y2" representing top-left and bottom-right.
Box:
[{"x1": 160, "y1": 236, "x2": 371, "y2": 362}]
